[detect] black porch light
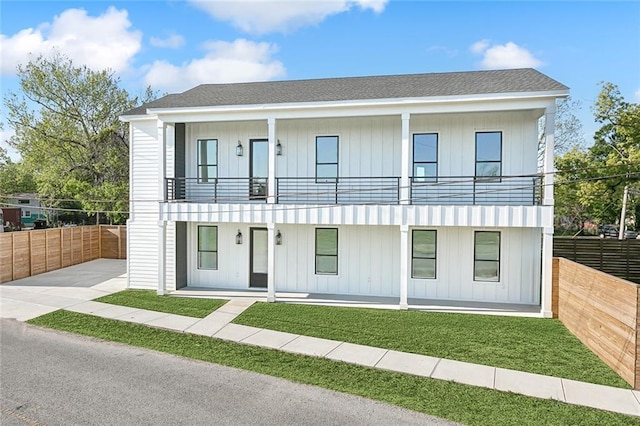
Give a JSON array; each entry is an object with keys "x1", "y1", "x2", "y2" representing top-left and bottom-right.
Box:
[
  {"x1": 236, "y1": 140, "x2": 243, "y2": 156},
  {"x1": 275, "y1": 230, "x2": 282, "y2": 245},
  {"x1": 236, "y1": 230, "x2": 243, "y2": 244},
  {"x1": 276, "y1": 139, "x2": 283, "y2": 156}
]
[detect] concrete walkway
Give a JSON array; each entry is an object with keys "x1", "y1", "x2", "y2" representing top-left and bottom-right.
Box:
[{"x1": 1, "y1": 260, "x2": 639, "y2": 418}]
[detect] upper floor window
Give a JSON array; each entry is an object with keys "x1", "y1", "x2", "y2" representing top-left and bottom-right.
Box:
[
  {"x1": 413, "y1": 133, "x2": 438, "y2": 182},
  {"x1": 198, "y1": 225, "x2": 218, "y2": 270},
  {"x1": 412, "y1": 230, "x2": 437, "y2": 279},
  {"x1": 18, "y1": 199, "x2": 30, "y2": 204},
  {"x1": 315, "y1": 228, "x2": 338, "y2": 275},
  {"x1": 474, "y1": 231, "x2": 500, "y2": 282},
  {"x1": 198, "y1": 139, "x2": 217, "y2": 183},
  {"x1": 475, "y1": 132, "x2": 502, "y2": 177},
  {"x1": 316, "y1": 136, "x2": 338, "y2": 183}
]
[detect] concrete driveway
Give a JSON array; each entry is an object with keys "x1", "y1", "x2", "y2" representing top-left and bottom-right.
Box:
[{"x1": 0, "y1": 259, "x2": 126, "y2": 321}]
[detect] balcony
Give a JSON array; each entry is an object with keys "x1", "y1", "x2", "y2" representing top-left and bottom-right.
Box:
[{"x1": 164, "y1": 175, "x2": 543, "y2": 206}]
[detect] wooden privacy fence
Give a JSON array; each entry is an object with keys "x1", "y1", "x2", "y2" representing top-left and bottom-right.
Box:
[
  {"x1": 553, "y1": 237, "x2": 640, "y2": 284},
  {"x1": 552, "y1": 257, "x2": 640, "y2": 389},
  {"x1": 0, "y1": 225, "x2": 126, "y2": 284}
]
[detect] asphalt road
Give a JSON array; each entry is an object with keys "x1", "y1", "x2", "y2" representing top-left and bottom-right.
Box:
[{"x1": 1, "y1": 319, "x2": 455, "y2": 425}]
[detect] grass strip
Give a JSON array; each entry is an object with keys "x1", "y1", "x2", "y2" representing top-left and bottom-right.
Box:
[
  {"x1": 233, "y1": 303, "x2": 629, "y2": 388},
  {"x1": 28, "y1": 310, "x2": 637, "y2": 426},
  {"x1": 94, "y1": 290, "x2": 226, "y2": 318}
]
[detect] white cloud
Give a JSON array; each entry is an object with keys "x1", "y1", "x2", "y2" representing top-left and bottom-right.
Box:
[
  {"x1": 150, "y1": 34, "x2": 185, "y2": 49},
  {"x1": 470, "y1": 40, "x2": 543, "y2": 69},
  {"x1": 189, "y1": 0, "x2": 388, "y2": 34},
  {"x1": 144, "y1": 39, "x2": 286, "y2": 92},
  {"x1": 470, "y1": 39, "x2": 490, "y2": 54},
  {"x1": 0, "y1": 7, "x2": 141, "y2": 75}
]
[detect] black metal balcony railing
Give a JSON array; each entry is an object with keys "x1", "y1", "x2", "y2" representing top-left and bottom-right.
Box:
[
  {"x1": 410, "y1": 175, "x2": 543, "y2": 206},
  {"x1": 165, "y1": 175, "x2": 543, "y2": 206},
  {"x1": 276, "y1": 177, "x2": 401, "y2": 204},
  {"x1": 166, "y1": 177, "x2": 268, "y2": 203}
]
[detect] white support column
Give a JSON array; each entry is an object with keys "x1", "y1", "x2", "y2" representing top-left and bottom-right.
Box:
[
  {"x1": 543, "y1": 104, "x2": 556, "y2": 206},
  {"x1": 158, "y1": 220, "x2": 167, "y2": 295},
  {"x1": 541, "y1": 103, "x2": 556, "y2": 317},
  {"x1": 267, "y1": 223, "x2": 276, "y2": 302},
  {"x1": 399, "y1": 224, "x2": 409, "y2": 309},
  {"x1": 157, "y1": 120, "x2": 167, "y2": 295},
  {"x1": 400, "y1": 113, "x2": 410, "y2": 205},
  {"x1": 267, "y1": 118, "x2": 277, "y2": 204},
  {"x1": 540, "y1": 227, "x2": 554, "y2": 318}
]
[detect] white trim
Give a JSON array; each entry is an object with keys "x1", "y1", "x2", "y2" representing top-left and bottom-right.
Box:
[
  {"x1": 400, "y1": 113, "x2": 410, "y2": 205},
  {"x1": 267, "y1": 222, "x2": 276, "y2": 302},
  {"x1": 399, "y1": 225, "x2": 409, "y2": 309},
  {"x1": 145, "y1": 90, "x2": 569, "y2": 117}
]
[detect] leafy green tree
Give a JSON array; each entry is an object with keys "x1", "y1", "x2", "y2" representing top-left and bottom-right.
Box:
[
  {"x1": 554, "y1": 83, "x2": 639, "y2": 232},
  {"x1": 0, "y1": 146, "x2": 37, "y2": 200},
  {"x1": 3, "y1": 53, "x2": 157, "y2": 224}
]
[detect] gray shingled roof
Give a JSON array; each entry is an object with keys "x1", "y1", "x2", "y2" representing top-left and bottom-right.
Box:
[{"x1": 122, "y1": 68, "x2": 567, "y2": 116}]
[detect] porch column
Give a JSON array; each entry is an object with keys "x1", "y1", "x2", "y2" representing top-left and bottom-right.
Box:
[
  {"x1": 157, "y1": 120, "x2": 167, "y2": 295},
  {"x1": 400, "y1": 113, "x2": 410, "y2": 205},
  {"x1": 540, "y1": 227, "x2": 554, "y2": 318},
  {"x1": 399, "y1": 224, "x2": 409, "y2": 309},
  {"x1": 158, "y1": 220, "x2": 167, "y2": 295},
  {"x1": 541, "y1": 103, "x2": 556, "y2": 317},
  {"x1": 267, "y1": 117, "x2": 277, "y2": 204},
  {"x1": 543, "y1": 103, "x2": 556, "y2": 206},
  {"x1": 267, "y1": 222, "x2": 276, "y2": 302}
]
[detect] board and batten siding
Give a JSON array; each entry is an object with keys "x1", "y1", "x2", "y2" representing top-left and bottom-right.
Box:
[
  {"x1": 186, "y1": 222, "x2": 540, "y2": 304},
  {"x1": 409, "y1": 111, "x2": 539, "y2": 177},
  {"x1": 180, "y1": 111, "x2": 537, "y2": 180},
  {"x1": 408, "y1": 227, "x2": 541, "y2": 304},
  {"x1": 185, "y1": 121, "x2": 267, "y2": 180}
]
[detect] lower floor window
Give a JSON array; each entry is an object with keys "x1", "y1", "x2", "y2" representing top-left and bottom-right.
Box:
[
  {"x1": 474, "y1": 231, "x2": 500, "y2": 282},
  {"x1": 412, "y1": 230, "x2": 436, "y2": 279},
  {"x1": 198, "y1": 225, "x2": 218, "y2": 269},
  {"x1": 315, "y1": 228, "x2": 338, "y2": 274}
]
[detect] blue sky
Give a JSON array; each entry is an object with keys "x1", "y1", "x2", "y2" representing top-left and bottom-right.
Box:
[{"x1": 1, "y1": 1, "x2": 639, "y2": 156}]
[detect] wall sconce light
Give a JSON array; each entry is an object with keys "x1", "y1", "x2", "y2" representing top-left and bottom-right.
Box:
[
  {"x1": 236, "y1": 230, "x2": 243, "y2": 244},
  {"x1": 236, "y1": 140, "x2": 243, "y2": 156},
  {"x1": 276, "y1": 139, "x2": 283, "y2": 156},
  {"x1": 275, "y1": 230, "x2": 282, "y2": 245}
]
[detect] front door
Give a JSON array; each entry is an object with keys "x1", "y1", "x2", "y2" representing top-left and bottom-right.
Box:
[
  {"x1": 250, "y1": 227, "x2": 268, "y2": 288},
  {"x1": 250, "y1": 139, "x2": 268, "y2": 200}
]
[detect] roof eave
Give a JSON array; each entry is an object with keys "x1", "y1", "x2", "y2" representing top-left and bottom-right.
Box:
[{"x1": 144, "y1": 89, "x2": 569, "y2": 117}]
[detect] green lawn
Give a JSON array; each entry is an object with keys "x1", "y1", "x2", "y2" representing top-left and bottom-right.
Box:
[
  {"x1": 94, "y1": 290, "x2": 227, "y2": 318},
  {"x1": 28, "y1": 310, "x2": 638, "y2": 426},
  {"x1": 233, "y1": 302, "x2": 629, "y2": 388}
]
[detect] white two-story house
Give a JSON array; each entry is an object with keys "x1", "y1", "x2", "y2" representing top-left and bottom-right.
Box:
[{"x1": 121, "y1": 68, "x2": 567, "y2": 317}]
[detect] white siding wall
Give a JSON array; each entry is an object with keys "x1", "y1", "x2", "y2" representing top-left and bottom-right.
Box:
[
  {"x1": 185, "y1": 223, "x2": 540, "y2": 304},
  {"x1": 181, "y1": 112, "x2": 537, "y2": 179},
  {"x1": 188, "y1": 222, "x2": 253, "y2": 289},
  {"x1": 410, "y1": 111, "x2": 538, "y2": 177},
  {"x1": 408, "y1": 227, "x2": 541, "y2": 304},
  {"x1": 274, "y1": 224, "x2": 400, "y2": 296},
  {"x1": 276, "y1": 116, "x2": 402, "y2": 178},
  {"x1": 128, "y1": 119, "x2": 159, "y2": 289},
  {"x1": 185, "y1": 121, "x2": 267, "y2": 179}
]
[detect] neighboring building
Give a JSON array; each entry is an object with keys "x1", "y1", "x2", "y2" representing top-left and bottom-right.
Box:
[
  {"x1": 121, "y1": 68, "x2": 568, "y2": 316},
  {"x1": 6, "y1": 194, "x2": 47, "y2": 228}
]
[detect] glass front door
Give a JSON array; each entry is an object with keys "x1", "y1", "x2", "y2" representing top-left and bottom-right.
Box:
[{"x1": 250, "y1": 228, "x2": 268, "y2": 288}]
